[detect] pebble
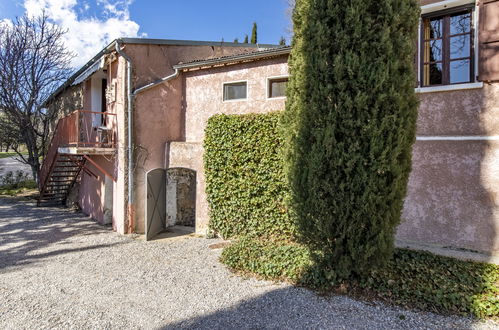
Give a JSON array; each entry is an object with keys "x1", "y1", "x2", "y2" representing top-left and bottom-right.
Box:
[{"x1": 1, "y1": 198, "x2": 498, "y2": 330}]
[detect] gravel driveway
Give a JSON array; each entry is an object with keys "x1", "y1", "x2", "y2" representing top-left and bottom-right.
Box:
[{"x1": 0, "y1": 197, "x2": 497, "y2": 330}]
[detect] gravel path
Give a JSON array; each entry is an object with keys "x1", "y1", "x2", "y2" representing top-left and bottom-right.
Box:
[{"x1": 0, "y1": 197, "x2": 497, "y2": 330}]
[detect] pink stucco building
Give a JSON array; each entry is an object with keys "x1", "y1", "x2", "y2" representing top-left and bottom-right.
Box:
[{"x1": 40, "y1": 0, "x2": 499, "y2": 255}]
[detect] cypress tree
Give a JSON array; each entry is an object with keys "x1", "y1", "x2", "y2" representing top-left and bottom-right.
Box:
[
  {"x1": 234, "y1": 38, "x2": 239, "y2": 43},
  {"x1": 279, "y1": 36, "x2": 286, "y2": 45},
  {"x1": 282, "y1": 0, "x2": 420, "y2": 280},
  {"x1": 243, "y1": 34, "x2": 249, "y2": 43},
  {"x1": 251, "y1": 22, "x2": 257, "y2": 43}
]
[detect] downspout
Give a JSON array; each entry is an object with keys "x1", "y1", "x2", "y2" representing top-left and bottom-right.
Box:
[
  {"x1": 133, "y1": 68, "x2": 179, "y2": 95},
  {"x1": 115, "y1": 40, "x2": 135, "y2": 234},
  {"x1": 114, "y1": 39, "x2": 180, "y2": 234}
]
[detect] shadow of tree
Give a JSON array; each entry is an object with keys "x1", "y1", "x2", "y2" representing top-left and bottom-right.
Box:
[
  {"x1": 0, "y1": 198, "x2": 122, "y2": 271},
  {"x1": 161, "y1": 286, "x2": 482, "y2": 330}
]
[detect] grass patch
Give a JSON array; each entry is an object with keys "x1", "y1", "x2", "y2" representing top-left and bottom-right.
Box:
[
  {"x1": 0, "y1": 152, "x2": 21, "y2": 159},
  {"x1": 0, "y1": 180, "x2": 38, "y2": 197},
  {"x1": 0, "y1": 179, "x2": 37, "y2": 196},
  {"x1": 0, "y1": 170, "x2": 37, "y2": 197},
  {"x1": 221, "y1": 239, "x2": 499, "y2": 319}
]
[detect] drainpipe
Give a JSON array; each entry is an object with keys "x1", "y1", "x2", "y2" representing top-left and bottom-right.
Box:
[
  {"x1": 133, "y1": 68, "x2": 179, "y2": 95},
  {"x1": 114, "y1": 39, "x2": 181, "y2": 234},
  {"x1": 115, "y1": 40, "x2": 135, "y2": 234}
]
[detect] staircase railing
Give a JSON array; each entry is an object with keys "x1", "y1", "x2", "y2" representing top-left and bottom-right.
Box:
[{"x1": 39, "y1": 110, "x2": 117, "y2": 192}]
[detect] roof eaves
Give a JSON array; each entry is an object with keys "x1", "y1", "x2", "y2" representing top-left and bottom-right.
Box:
[
  {"x1": 119, "y1": 37, "x2": 280, "y2": 49},
  {"x1": 42, "y1": 39, "x2": 117, "y2": 107},
  {"x1": 173, "y1": 47, "x2": 291, "y2": 71}
]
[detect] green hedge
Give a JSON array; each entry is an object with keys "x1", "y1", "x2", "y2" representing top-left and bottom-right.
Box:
[
  {"x1": 222, "y1": 239, "x2": 499, "y2": 318},
  {"x1": 204, "y1": 113, "x2": 295, "y2": 239}
]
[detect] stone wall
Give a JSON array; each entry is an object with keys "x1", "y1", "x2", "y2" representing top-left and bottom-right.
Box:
[
  {"x1": 45, "y1": 84, "x2": 84, "y2": 136},
  {"x1": 166, "y1": 168, "x2": 196, "y2": 227}
]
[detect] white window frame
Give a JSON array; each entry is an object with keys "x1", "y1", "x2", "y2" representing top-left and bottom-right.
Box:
[
  {"x1": 222, "y1": 80, "x2": 248, "y2": 102},
  {"x1": 416, "y1": 0, "x2": 483, "y2": 93},
  {"x1": 266, "y1": 75, "x2": 289, "y2": 100}
]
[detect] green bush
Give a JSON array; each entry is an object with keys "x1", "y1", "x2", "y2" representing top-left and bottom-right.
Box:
[
  {"x1": 282, "y1": 0, "x2": 421, "y2": 279},
  {"x1": 0, "y1": 170, "x2": 36, "y2": 196},
  {"x1": 221, "y1": 238, "x2": 311, "y2": 281},
  {"x1": 223, "y1": 239, "x2": 499, "y2": 318},
  {"x1": 204, "y1": 113, "x2": 295, "y2": 239},
  {"x1": 365, "y1": 249, "x2": 499, "y2": 318}
]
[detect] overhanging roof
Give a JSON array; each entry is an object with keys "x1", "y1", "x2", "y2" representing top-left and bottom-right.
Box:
[
  {"x1": 119, "y1": 38, "x2": 279, "y2": 48},
  {"x1": 173, "y1": 46, "x2": 291, "y2": 71},
  {"x1": 72, "y1": 56, "x2": 106, "y2": 86}
]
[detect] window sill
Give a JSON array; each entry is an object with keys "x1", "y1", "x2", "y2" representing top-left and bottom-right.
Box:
[
  {"x1": 415, "y1": 82, "x2": 483, "y2": 94},
  {"x1": 222, "y1": 98, "x2": 247, "y2": 103}
]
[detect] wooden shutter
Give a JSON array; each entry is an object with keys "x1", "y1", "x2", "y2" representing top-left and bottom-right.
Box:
[
  {"x1": 478, "y1": 0, "x2": 499, "y2": 82},
  {"x1": 414, "y1": 37, "x2": 420, "y2": 87}
]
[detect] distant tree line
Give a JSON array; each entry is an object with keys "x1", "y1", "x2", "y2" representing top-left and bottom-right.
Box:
[{"x1": 228, "y1": 22, "x2": 287, "y2": 46}]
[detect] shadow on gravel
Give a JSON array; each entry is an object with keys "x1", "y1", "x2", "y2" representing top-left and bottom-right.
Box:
[
  {"x1": 0, "y1": 199, "x2": 118, "y2": 271},
  {"x1": 160, "y1": 287, "x2": 478, "y2": 330}
]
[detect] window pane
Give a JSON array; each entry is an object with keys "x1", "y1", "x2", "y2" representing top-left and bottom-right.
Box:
[
  {"x1": 424, "y1": 40, "x2": 443, "y2": 62},
  {"x1": 269, "y1": 79, "x2": 288, "y2": 98},
  {"x1": 450, "y1": 35, "x2": 470, "y2": 59},
  {"x1": 224, "y1": 82, "x2": 247, "y2": 100},
  {"x1": 424, "y1": 63, "x2": 443, "y2": 86},
  {"x1": 424, "y1": 17, "x2": 443, "y2": 40},
  {"x1": 450, "y1": 60, "x2": 471, "y2": 84},
  {"x1": 450, "y1": 12, "x2": 471, "y2": 35}
]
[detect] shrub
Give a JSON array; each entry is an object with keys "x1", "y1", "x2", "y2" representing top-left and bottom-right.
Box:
[
  {"x1": 364, "y1": 249, "x2": 499, "y2": 318},
  {"x1": 204, "y1": 113, "x2": 294, "y2": 239},
  {"x1": 223, "y1": 239, "x2": 499, "y2": 318},
  {"x1": 0, "y1": 170, "x2": 36, "y2": 196},
  {"x1": 221, "y1": 238, "x2": 311, "y2": 281},
  {"x1": 0, "y1": 170, "x2": 32, "y2": 188},
  {"x1": 282, "y1": 0, "x2": 421, "y2": 279}
]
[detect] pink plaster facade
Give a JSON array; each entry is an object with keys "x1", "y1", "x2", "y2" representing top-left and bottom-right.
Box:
[
  {"x1": 124, "y1": 43, "x2": 258, "y2": 233},
  {"x1": 47, "y1": 0, "x2": 499, "y2": 255},
  {"x1": 399, "y1": 84, "x2": 499, "y2": 254},
  {"x1": 168, "y1": 57, "x2": 288, "y2": 233},
  {"x1": 66, "y1": 41, "x2": 261, "y2": 235}
]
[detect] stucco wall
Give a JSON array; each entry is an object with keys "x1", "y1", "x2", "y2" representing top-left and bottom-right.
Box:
[
  {"x1": 127, "y1": 43, "x2": 260, "y2": 233},
  {"x1": 79, "y1": 155, "x2": 114, "y2": 224},
  {"x1": 76, "y1": 55, "x2": 126, "y2": 233},
  {"x1": 168, "y1": 56, "x2": 288, "y2": 233},
  {"x1": 110, "y1": 55, "x2": 130, "y2": 234},
  {"x1": 399, "y1": 84, "x2": 499, "y2": 254}
]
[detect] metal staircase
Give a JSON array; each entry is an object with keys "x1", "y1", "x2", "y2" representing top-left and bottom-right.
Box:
[
  {"x1": 37, "y1": 110, "x2": 116, "y2": 206},
  {"x1": 38, "y1": 154, "x2": 86, "y2": 206}
]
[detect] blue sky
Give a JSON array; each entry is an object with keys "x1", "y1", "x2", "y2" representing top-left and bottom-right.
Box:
[{"x1": 0, "y1": 0, "x2": 291, "y2": 67}]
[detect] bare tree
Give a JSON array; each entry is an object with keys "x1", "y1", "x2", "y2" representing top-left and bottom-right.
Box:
[{"x1": 0, "y1": 13, "x2": 73, "y2": 182}]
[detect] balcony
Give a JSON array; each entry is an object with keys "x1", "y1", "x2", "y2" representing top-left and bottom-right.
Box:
[{"x1": 55, "y1": 110, "x2": 117, "y2": 155}]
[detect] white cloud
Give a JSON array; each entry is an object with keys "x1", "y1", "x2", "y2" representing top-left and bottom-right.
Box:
[
  {"x1": 0, "y1": 18, "x2": 13, "y2": 29},
  {"x1": 23, "y1": 0, "x2": 144, "y2": 68}
]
